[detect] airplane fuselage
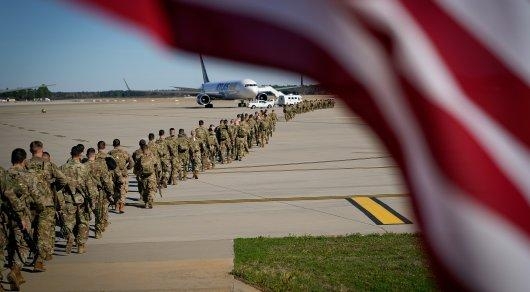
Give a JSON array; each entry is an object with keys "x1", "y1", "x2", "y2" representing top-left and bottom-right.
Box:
[{"x1": 201, "y1": 79, "x2": 259, "y2": 100}]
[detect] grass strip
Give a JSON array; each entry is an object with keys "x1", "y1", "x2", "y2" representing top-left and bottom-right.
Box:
[{"x1": 233, "y1": 233, "x2": 436, "y2": 291}]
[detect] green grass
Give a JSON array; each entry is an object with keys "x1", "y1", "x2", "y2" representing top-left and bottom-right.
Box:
[{"x1": 233, "y1": 233, "x2": 436, "y2": 291}]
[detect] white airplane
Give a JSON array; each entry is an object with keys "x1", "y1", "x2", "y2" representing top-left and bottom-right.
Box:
[{"x1": 172, "y1": 55, "x2": 300, "y2": 108}]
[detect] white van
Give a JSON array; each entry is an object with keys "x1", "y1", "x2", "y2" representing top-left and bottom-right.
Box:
[{"x1": 276, "y1": 94, "x2": 303, "y2": 106}]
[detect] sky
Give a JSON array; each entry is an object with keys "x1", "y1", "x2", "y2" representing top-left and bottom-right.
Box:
[{"x1": 0, "y1": 0, "x2": 304, "y2": 92}]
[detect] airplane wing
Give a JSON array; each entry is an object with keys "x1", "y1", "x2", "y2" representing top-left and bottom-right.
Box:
[{"x1": 170, "y1": 86, "x2": 201, "y2": 95}]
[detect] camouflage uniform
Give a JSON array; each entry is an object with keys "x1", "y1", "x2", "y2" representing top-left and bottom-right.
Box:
[
  {"x1": 165, "y1": 135, "x2": 182, "y2": 184},
  {"x1": 207, "y1": 131, "x2": 219, "y2": 168},
  {"x1": 154, "y1": 138, "x2": 171, "y2": 187},
  {"x1": 195, "y1": 126, "x2": 210, "y2": 171},
  {"x1": 60, "y1": 159, "x2": 97, "y2": 253},
  {"x1": 217, "y1": 125, "x2": 231, "y2": 163},
  {"x1": 136, "y1": 150, "x2": 158, "y2": 208},
  {"x1": 235, "y1": 125, "x2": 247, "y2": 161},
  {"x1": 2, "y1": 167, "x2": 35, "y2": 288},
  {"x1": 108, "y1": 147, "x2": 133, "y2": 208},
  {"x1": 132, "y1": 148, "x2": 144, "y2": 198},
  {"x1": 189, "y1": 137, "x2": 202, "y2": 178},
  {"x1": 26, "y1": 157, "x2": 72, "y2": 265},
  {"x1": 84, "y1": 158, "x2": 113, "y2": 238},
  {"x1": 95, "y1": 152, "x2": 112, "y2": 229},
  {"x1": 175, "y1": 134, "x2": 190, "y2": 179},
  {"x1": 6, "y1": 166, "x2": 39, "y2": 272}
]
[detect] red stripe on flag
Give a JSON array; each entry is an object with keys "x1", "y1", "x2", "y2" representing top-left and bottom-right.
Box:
[
  {"x1": 401, "y1": 0, "x2": 530, "y2": 148},
  {"x1": 349, "y1": 7, "x2": 530, "y2": 237}
]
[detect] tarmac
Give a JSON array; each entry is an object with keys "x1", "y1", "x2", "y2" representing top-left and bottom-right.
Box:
[{"x1": 0, "y1": 97, "x2": 412, "y2": 291}]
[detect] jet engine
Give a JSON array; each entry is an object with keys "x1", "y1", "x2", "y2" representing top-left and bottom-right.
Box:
[
  {"x1": 196, "y1": 94, "x2": 211, "y2": 107},
  {"x1": 256, "y1": 93, "x2": 268, "y2": 101}
]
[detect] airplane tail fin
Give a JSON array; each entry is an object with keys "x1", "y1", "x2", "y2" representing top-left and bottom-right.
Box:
[
  {"x1": 200, "y1": 54, "x2": 210, "y2": 83},
  {"x1": 123, "y1": 78, "x2": 131, "y2": 91}
]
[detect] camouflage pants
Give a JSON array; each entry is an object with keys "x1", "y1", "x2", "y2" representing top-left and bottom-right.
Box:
[
  {"x1": 8, "y1": 221, "x2": 31, "y2": 268},
  {"x1": 140, "y1": 174, "x2": 157, "y2": 204},
  {"x1": 201, "y1": 150, "x2": 212, "y2": 170},
  {"x1": 169, "y1": 156, "x2": 181, "y2": 183},
  {"x1": 208, "y1": 146, "x2": 217, "y2": 167},
  {"x1": 160, "y1": 157, "x2": 171, "y2": 183},
  {"x1": 0, "y1": 223, "x2": 6, "y2": 273},
  {"x1": 63, "y1": 203, "x2": 89, "y2": 246},
  {"x1": 93, "y1": 190, "x2": 108, "y2": 234},
  {"x1": 191, "y1": 151, "x2": 202, "y2": 173},
  {"x1": 248, "y1": 131, "x2": 254, "y2": 148},
  {"x1": 34, "y1": 206, "x2": 55, "y2": 260},
  {"x1": 236, "y1": 137, "x2": 246, "y2": 160},
  {"x1": 219, "y1": 140, "x2": 230, "y2": 163},
  {"x1": 114, "y1": 175, "x2": 128, "y2": 204},
  {"x1": 178, "y1": 153, "x2": 189, "y2": 178}
]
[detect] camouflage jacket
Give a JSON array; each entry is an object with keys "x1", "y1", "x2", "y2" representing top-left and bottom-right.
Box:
[
  {"x1": 26, "y1": 156, "x2": 73, "y2": 208},
  {"x1": 85, "y1": 159, "x2": 114, "y2": 196},
  {"x1": 155, "y1": 138, "x2": 171, "y2": 161},
  {"x1": 108, "y1": 147, "x2": 134, "y2": 177},
  {"x1": 175, "y1": 134, "x2": 190, "y2": 154},
  {"x1": 1, "y1": 167, "x2": 32, "y2": 224},
  {"x1": 60, "y1": 159, "x2": 97, "y2": 206},
  {"x1": 165, "y1": 135, "x2": 179, "y2": 157},
  {"x1": 195, "y1": 126, "x2": 208, "y2": 144}
]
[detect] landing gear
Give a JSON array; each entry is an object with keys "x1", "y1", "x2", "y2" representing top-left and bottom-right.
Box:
[
  {"x1": 205, "y1": 104, "x2": 213, "y2": 108},
  {"x1": 237, "y1": 101, "x2": 247, "y2": 107}
]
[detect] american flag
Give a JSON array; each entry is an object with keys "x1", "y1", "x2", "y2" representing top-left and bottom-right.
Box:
[{"x1": 72, "y1": 0, "x2": 530, "y2": 290}]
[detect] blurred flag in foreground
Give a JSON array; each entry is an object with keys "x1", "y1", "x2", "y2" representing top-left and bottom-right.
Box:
[{"x1": 71, "y1": 0, "x2": 529, "y2": 290}]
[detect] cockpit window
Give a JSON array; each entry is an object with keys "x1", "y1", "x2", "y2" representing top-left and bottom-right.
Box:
[{"x1": 244, "y1": 84, "x2": 258, "y2": 87}]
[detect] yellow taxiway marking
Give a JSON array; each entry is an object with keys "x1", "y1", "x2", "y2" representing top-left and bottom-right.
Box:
[{"x1": 347, "y1": 196, "x2": 412, "y2": 225}]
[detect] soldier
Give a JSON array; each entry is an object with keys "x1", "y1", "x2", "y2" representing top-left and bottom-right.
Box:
[
  {"x1": 195, "y1": 120, "x2": 210, "y2": 171},
  {"x1": 189, "y1": 130, "x2": 202, "y2": 179},
  {"x1": 165, "y1": 128, "x2": 182, "y2": 184},
  {"x1": 132, "y1": 143, "x2": 144, "y2": 200},
  {"x1": 135, "y1": 140, "x2": 158, "y2": 209},
  {"x1": 155, "y1": 130, "x2": 171, "y2": 188},
  {"x1": 3, "y1": 150, "x2": 36, "y2": 290},
  {"x1": 228, "y1": 119, "x2": 237, "y2": 161},
  {"x1": 217, "y1": 120, "x2": 231, "y2": 164},
  {"x1": 26, "y1": 140, "x2": 74, "y2": 271},
  {"x1": 108, "y1": 139, "x2": 133, "y2": 214},
  {"x1": 60, "y1": 145, "x2": 96, "y2": 254},
  {"x1": 175, "y1": 129, "x2": 190, "y2": 179},
  {"x1": 206, "y1": 128, "x2": 219, "y2": 168},
  {"x1": 95, "y1": 141, "x2": 113, "y2": 229},
  {"x1": 147, "y1": 133, "x2": 164, "y2": 190},
  {"x1": 270, "y1": 109, "x2": 278, "y2": 132},
  {"x1": 84, "y1": 148, "x2": 113, "y2": 239},
  {"x1": 235, "y1": 120, "x2": 247, "y2": 161}
]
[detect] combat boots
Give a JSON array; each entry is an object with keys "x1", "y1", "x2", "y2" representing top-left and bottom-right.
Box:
[
  {"x1": 33, "y1": 259, "x2": 46, "y2": 272},
  {"x1": 12, "y1": 265, "x2": 25, "y2": 284},
  {"x1": 45, "y1": 254, "x2": 53, "y2": 261},
  {"x1": 78, "y1": 243, "x2": 86, "y2": 254},
  {"x1": 193, "y1": 171, "x2": 199, "y2": 179},
  {"x1": 66, "y1": 237, "x2": 73, "y2": 254},
  {"x1": 7, "y1": 269, "x2": 20, "y2": 291},
  {"x1": 94, "y1": 230, "x2": 102, "y2": 239}
]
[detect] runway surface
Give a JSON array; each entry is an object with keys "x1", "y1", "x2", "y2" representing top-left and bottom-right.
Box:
[{"x1": 0, "y1": 97, "x2": 412, "y2": 291}]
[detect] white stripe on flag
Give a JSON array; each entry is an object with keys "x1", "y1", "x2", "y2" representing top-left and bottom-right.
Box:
[
  {"x1": 355, "y1": 0, "x2": 530, "y2": 203},
  {"x1": 435, "y1": 0, "x2": 530, "y2": 84}
]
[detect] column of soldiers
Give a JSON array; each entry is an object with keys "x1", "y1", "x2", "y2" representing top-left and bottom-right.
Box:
[
  {"x1": 0, "y1": 140, "x2": 124, "y2": 291},
  {"x1": 0, "y1": 100, "x2": 332, "y2": 290},
  {"x1": 283, "y1": 98, "x2": 335, "y2": 121},
  {"x1": 131, "y1": 108, "x2": 284, "y2": 208}
]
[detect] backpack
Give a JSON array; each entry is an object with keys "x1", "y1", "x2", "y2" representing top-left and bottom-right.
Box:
[{"x1": 140, "y1": 155, "x2": 155, "y2": 176}]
